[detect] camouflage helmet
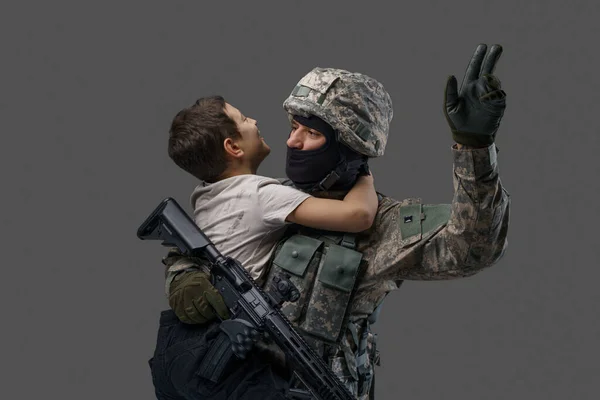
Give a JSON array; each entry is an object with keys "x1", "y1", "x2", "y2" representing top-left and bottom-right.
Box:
[{"x1": 283, "y1": 67, "x2": 393, "y2": 158}]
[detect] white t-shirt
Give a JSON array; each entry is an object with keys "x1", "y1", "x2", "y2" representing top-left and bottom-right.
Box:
[{"x1": 190, "y1": 174, "x2": 312, "y2": 280}]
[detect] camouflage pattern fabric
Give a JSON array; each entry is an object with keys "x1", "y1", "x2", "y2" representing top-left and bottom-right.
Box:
[
  {"x1": 283, "y1": 67, "x2": 393, "y2": 158},
  {"x1": 292, "y1": 143, "x2": 509, "y2": 398},
  {"x1": 350, "y1": 143, "x2": 509, "y2": 321},
  {"x1": 164, "y1": 142, "x2": 510, "y2": 399},
  {"x1": 161, "y1": 48, "x2": 510, "y2": 398}
]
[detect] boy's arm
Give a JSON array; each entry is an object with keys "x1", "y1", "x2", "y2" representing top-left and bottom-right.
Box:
[{"x1": 285, "y1": 174, "x2": 378, "y2": 233}]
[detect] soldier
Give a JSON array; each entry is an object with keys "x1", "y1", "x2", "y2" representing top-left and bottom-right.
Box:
[{"x1": 148, "y1": 43, "x2": 510, "y2": 399}]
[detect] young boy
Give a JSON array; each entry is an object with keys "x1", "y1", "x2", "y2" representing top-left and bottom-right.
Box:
[{"x1": 167, "y1": 95, "x2": 378, "y2": 281}]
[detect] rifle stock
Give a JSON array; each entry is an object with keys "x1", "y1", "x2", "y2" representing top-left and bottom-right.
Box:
[{"x1": 137, "y1": 197, "x2": 355, "y2": 400}]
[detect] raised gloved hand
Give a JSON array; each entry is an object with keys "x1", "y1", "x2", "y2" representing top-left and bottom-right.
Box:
[
  {"x1": 444, "y1": 43, "x2": 507, "y2": 147},
  {"x1": 162, "y1": 248, "x2": 230, "y2": 324}
]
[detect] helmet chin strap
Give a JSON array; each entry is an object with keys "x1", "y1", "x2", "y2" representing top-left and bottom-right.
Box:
[{"x1": 305, "y1": 152, "x2": 369, "y2": 193}]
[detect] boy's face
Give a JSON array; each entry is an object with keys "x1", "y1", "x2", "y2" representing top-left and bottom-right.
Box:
[{"x1": 224, "y1": 103, "x2": 271, "y2": 171}]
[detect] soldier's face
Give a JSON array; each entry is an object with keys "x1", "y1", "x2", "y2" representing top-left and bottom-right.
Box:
[{"x1": 286, "y1": 119, "x2": 327, "y2": 151}]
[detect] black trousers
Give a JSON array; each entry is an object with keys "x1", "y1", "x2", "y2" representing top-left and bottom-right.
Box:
[{"x1": 149, "y1": 310, "x2": 291, "y2": 400}]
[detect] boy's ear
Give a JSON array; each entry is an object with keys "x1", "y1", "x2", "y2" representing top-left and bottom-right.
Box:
[{"x1": 223, "y1": 137, "x2": 244, "y2": 159}]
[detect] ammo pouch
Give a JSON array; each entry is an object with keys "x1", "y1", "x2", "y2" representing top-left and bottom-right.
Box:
[{"x1": 263, "y1": 231, "x2": 364, "y2": 345}]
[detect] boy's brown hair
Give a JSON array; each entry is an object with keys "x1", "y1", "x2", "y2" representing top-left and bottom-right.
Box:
[{"x1": 168, "y1": 95, "x2": 240, "y2": 182}]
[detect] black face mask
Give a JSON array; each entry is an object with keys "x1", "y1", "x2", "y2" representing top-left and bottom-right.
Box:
[
  {"x1": 285, "y1": 115, "x2": 369, "y2": 192},
  {"x1": 286, "y1": 138, "x2": 339, "y2": 189},
  {"x1": 329, "y1": 145, "x2": 369, "y2": 191}
]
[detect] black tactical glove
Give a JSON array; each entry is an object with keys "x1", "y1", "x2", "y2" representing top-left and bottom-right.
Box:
[{"x1": 444, "y1": 43, "x2": 507, "y2": 147}]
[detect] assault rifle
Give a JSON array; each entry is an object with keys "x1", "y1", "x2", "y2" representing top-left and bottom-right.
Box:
[{"x1": 137, "y1": 197, "x2": 355, "y2": 400}]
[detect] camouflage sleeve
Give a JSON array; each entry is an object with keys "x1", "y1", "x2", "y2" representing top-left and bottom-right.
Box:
[{"x1": 361, "y1": 143, "x2": 510, "y2": 282}]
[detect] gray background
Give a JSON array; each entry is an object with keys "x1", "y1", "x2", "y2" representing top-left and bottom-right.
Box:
[{"x1": 1, "y1": 0, "x2": 597, "y2": 399}]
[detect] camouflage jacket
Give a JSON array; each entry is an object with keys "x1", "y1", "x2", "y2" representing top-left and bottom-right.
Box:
[
  {"x1": 164, "y1": 143, "x2": 510, "y2": 398},
  {"x1": 346, "y1": 143, "x2": 509, "y2": 320}
]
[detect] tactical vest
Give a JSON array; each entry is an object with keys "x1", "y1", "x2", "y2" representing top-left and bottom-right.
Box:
[
  {"x1": 164, "y1": 189, "x2": 453, "y2": 398},
  {"x1": 260, "y1": 225, "x2": 381, "y2": 398},
  {"x1": 263, "y1": 226, "x2": 365, "y2": 347}
]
